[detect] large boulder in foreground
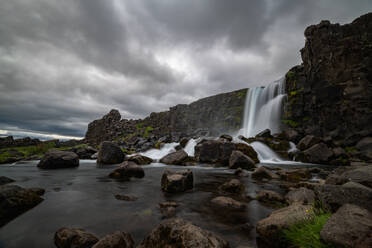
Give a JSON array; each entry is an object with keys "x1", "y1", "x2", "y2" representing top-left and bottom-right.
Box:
[
  {"x1": 37, "y1": 150, "x2": 79, "y2": 169},
  {"x1": 109, "y1": 161, "x2": 145, "y2": 179},
  {"x1": 137, "y1": 218, "x2": 230, "y2": 248},
  {"x1": 160, "y1": 150, "x2": 188, "y2": 165},
  {"x1": 161, "y1": 169, "x2": 193, "y2": 193},
  {"x1": 228, "y1": 151, "x2": 256, "y2": 170},
  {"x1": 256, "y1": 204, "x2": 312, "y2": 248},
  {"x1": 0, "y1": 185, "x2": 43, "y2": 227},
  {"x1": 97, "y1": 141, "x2": 124, "y2": 164},
  {"x1": 315, "y1": 183, "x2": 372, "y2": 212},
  {"x1": 54, "y1": 227, "x2": 99, "y2": 248},
  {"x1": 320, "y1": 204, "x2": 372, "y2": 248},
  {"x1": 92, "y1": 231, "x2": 134, "y2": 248}
]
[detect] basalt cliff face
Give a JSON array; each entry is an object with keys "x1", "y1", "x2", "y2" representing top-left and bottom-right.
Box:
[
  {"x1": 284, "y1": 13, "x2": 372, "y2": 147},
  {"x1": 85, "y1": 89, "x2": 247, "y2": 145}
]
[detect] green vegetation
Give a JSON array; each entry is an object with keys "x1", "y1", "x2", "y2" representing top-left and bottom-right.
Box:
[
  {"x1": 0, "y1": 152, "x2": 12, "y2": 163},
  {"x1": 237, "y1": 90, "x2": 246, "y2": 98},
  {"x1": 143, "y1": 126, "x2": 154, "y2": 138},
  {"x1": 345, "y1": 146, "x2": 357, "y2": 153},
  {"x1": 303, "y1": 116, "x2": 310, "y2": 121},
  {"x1": 136, "y1": 123, "x2": 144, "y2": 129},
  {"x1": 0, "y1": 142, "x2": 57, "y2": 157},
  {"x1": 282, "y1": 119, "x2": 299, "y2": 127},
  {"x1": 283, "y1": 208, "x2": 332, "y2": 248}
]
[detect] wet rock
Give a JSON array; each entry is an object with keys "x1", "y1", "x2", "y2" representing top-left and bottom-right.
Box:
[
  {"x1": 160, "y1": 149, "x2": 188, "y2": 165},
  {"x1": 74, "y1": 146, "x2": 98, "y2": 159},
  {"x1": 29, "y1": 187, "x2": 45, "y2": 196},
  {"x1": 91, "y1": 152, "x2": 98, "y2": 159},
  {"x1": 115, "y1": 194, "x2": 138, "y2": 201},
  {"x1": 37, "y1": 150, "x2": 79, "y2": 169},
  {"x1": 303, "y1": 143, "x2": 333, "y2": 164},
  {"x1": 234, "y1": 168, "x2": 247, "y2": 177},
  {"x1": 179, "y1": 137, "x2": 190, "y2": 148},
  {"x1": 251, "y1": 167, "x2": 279, "y2": 180},
  {"x1": 278, "y1": 168, "x2": 312, "y2": 183},
  {"x1": 219, "y1": 134, "x2": 233, "y2": 142},
  {"x1": 159, "y1": 202, "x2": 179, "y2": 218},
  {"x1": 297, "y1": 135, "x2": 321, "y2": 151},
  {"x1": 283, "y1": 129, "x2": 300, "y2": 143},
  {"x1": 256, "y1": 190, "x2": 285, "y2": 204},
  {"x1": 337, "y1": 165, "x2": 372, "y2": 188},
  {"x1": 256, "y1": 204, "x2": 313, "y2": 248},
  {"x1": 0, "y1": 176, "x2": 15, "y2": 185},
  {"x1": 54, "y1": 227, "x2": 99, "y2": 248},
  {"x1": 219, "y1": 179, "x2": 245, "y2": 195},
  {"x1": 356, "y1": 137, "x2": 372, "y2": 161},
  {"x1": 0, "y1": 185, "x2": 44, "y2": 227},
  {"x1": 285, "y1": 187, "x2": 315, "y2": 205},
  {"x1": 97, "y1": 141, "x2": 124, "y2": 164},
  {"x1": 194, "y1": 139, "x2": 235, "y2": 166},
  {"x1": 320, "y1": 204, "x2": 372, "y2": 248},
  {"x1": 315, "y1": 183, "x2": 372, "y2": 212},
  {"x1": 127, "y1": 154, "x2": 153, "y2": 165},
  {"x1": 92, "y1": 231, "x2": 134, "y2": 248},
  {"x1": 138, "y1": 218, "x2": 230, "y2": 248},
  {"x1": 161, "y1": 169, "x2": 193, "y2": 193},
  {"x1": 109, "y1": 161, "x2": 145, "y2": 179},
  {"x1": 228, "y1": 151, "x2": 256, "y2": 170},
  {"x1": 235, "y1": 143, "x2": 259, "y2": 163},
  {"x1": 256, "y1": 129, "x2": 272, "y2": 138},
  {"x1": 210, "y1": 196, "x2": 246, "y2": 211}
]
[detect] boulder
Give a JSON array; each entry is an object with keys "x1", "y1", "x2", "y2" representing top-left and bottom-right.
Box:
[
  {"x1": 256, "y1": 204, "x2": 313, "y2": 248},
  {"x1": 228, "y1": 151, "x2": 256, "y2": 170},
  {"x1": 0, "y1": 176, "x2": 15, "y2": 185},
  {"x1": 256, "y1": 129, "x2": 272, "y2": 138},
  {"x1": 29, "y1": 187, "x2": 46, "y2": 196},
  {"x1": 283, "y1": 129, "x2": 300, "y2": 143},
  {"x1": 256, "y1": 190, "x2": 285, "y2": 204},
  {"x1": 127, "y1": 154, "x2": 153, "y2": 165},
  {"x1": 303, "y1": 143, "x2": 333, "y2": 164},
  {"x1": 180, "y1": 137, "x2": 190, "y2": 148},
  {"x1": 97, "y1": 141, "x2": 124, "y2": 164},
  {"x1": 37, "y1": 150, "x2": 79, "y2": 169},
  {"x1": 218, "y1": 179, "x2": 245, "y2": 195},
  {"x1": 0, "y1": 185, "x2": 44, "y2": 227},
  {"x1": 320, "y1": 204, "x2": 372, "y2": 248},
  {"x1": 278, "y1": 168, "x2": 312, "y2": 182},
  {"x1": 356, "y1": 137, "x2": 372, "y2": 160},
  {"x1": 296, "y1": 135, "x2": 321, "y2": 151},
  {"x1": 92, "y1": 231, "x2": 134, "y2": 248},
  {"x1": 74, "y1": 146, "x2": 98, "y2": 159},
  {"x1": 160, "y1": 150, "x2": 188, "y2": 165},
  {"x1": 251, "y1": 167, "x2": 279, "y2": 180},
  {"x1": 138, "y1": 218, "x2": 230, "y2": 248},
  {"x1": 315, "y1": 183, "x2": 372, "y2": 212},
  {"x1": 338, "y1": 165, "x2": 372, "y2": 188},
  {"x1": 285, "y1": 187, "x2": 315, "y2": 205},
  {"x1": 54, "y1": 227, "x2": 99, "y2": 248},
  {"x1": 210, "y1": 196, "x2": 246, "y2": 211},
  {"x1": 161, "y1": 169, "x2": 193, "y2": 193},
  {"x1": 109, "y1": 161, "x2": 145, "y2": 179},
  {"x1": 194, "y1": 139, "x2": 235, "y2": 166},
  {"x1": 219, "y1": 134, "x2": 233, "y2": 142},
  {"x1": 235, "y1": 143, "x2": 259, "y2": 163}
]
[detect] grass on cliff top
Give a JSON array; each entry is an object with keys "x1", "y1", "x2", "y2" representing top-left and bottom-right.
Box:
[{"x1": 283, "y1": 209, "x2": 332, "y2": 248}]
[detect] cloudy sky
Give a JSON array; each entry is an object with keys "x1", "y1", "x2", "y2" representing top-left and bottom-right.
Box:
[{"x1": 0, "y1": 0, "x2": 371, "y2": 140}]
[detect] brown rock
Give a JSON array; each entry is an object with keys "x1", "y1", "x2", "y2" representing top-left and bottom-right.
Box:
[
  {"x1": 92, "y1": 231, "x2": 134, "y2": 248},
  {"x1": 54, "y1": 228, "x2": 99, "y2": 248}
]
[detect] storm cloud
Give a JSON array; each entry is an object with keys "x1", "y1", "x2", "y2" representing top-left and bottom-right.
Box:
[{"x1": 0, "y1": 0, "x2": 371, "y2": 139}]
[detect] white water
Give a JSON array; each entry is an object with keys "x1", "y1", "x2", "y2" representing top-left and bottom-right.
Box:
[
  {"x1": 240, "y1": 78, "x2": 286, "y2": 138},
  {"x1": 184, "y1": 138, "x2": 200, "y2": 156},
  {"x1": 140, "y1": 142, "x2": 178, "y2": 160},
  {"x1": 250, "y1": 141, "x2": 284, "y2": 163}
]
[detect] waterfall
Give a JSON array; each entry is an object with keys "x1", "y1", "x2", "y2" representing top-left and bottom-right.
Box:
[{"x1": 240, "y1": 78, "x2": 286, "y2": 138}]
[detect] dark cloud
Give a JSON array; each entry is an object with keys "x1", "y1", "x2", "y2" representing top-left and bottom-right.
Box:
[{"x1": 0, "y1": 0, "x2": 371, "y2": 138}]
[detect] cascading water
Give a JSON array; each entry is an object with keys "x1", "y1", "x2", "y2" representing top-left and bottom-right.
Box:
[
  {"x1": 239, "y1": 78, "x2": 288, "y2": 164},
  {"x1": 240, "y1": 78, "x2": 286, "y2": 138}
]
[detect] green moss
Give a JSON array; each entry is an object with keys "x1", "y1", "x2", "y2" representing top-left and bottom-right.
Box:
[
  {"x1": 143, "y1": 126, "x2": 154, "y2": 138},
  {"x1": 237, "y1": 90, "x2": 246, "y2": 98},
  {"x1": 0, "y1": 142, "x2": 57, "y2": 157},
  {"x1": 345, "y1": 146, "x2": 357, "y2": 153},
  {"x1": 283, "y1": 209, "x2": 332, "y2": 248},
  {"x1": 154, "y1": 142, "x2": 162, "y2": 149},
  {"x1": 0, "y1": 152, "x2": 12, "y2": 163},
  {"x1": 136, "y1": 123, "x2": 144, "y2": 129},
  {"x1": 282, "y1": 119, "x2": 299, "y2": 128}
]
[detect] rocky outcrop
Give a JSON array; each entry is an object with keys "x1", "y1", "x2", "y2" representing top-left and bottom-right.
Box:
[
  {"x1": 85, "y1": 88, "x2": 246, "y2": 145},
  {"x1": 320, "y1": 204, "x2": 372, "y2": 248},
  {"x1": 97, "y1": 141, "x2": 124, "y2": 164},
  {"x1": 284, "y1": 13, "x2": 372, "y2": 161},
  {"x1": 54, "y1": 228, "x2": 99, "y2": 248},
  {"x1": 0, "y1": 136, "x2": 41, "y2": 149},
  {"x1": 159, "y1": 149, "x2": 188, "y2": 165},
  {"x1": 127, "y1": 154, "x2": 153, "y2": 165},
  {"x1": 0, "y1": 185, "x2": 44, "y2": 227},
  {"x1": 161, "y1": 169, "x2": 193, "y2": 193},
  {"x1": 37, "y1": 150, "x2": 79, "y2": 169},
  {"x1": 138, "y1": 218, "x2": 230, "y2": 248},
  {"x1": 228, "y1": 151, "x2": 255, "y2": 170}
]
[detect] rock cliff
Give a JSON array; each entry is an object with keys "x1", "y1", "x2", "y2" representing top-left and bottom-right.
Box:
[
  {"x1": 284, "y1": 13, "x2": 372, "y2": 148},
  {"x1": 85, "y1": 89, "x2": 247, "y2": 145}
]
